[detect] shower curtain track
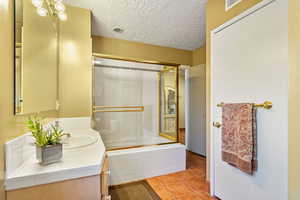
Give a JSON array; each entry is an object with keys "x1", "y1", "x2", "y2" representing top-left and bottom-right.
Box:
[
  {"x1": 94, "y1": 63, "x2": 161, "y2": 72},
  {"x1": 92, "y1": 53, "x2": 180, "y2": 66}
]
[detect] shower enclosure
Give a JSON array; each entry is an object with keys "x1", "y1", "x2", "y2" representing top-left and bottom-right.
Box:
[{"x1": 92, "y1": 56, "x2": 179, "y2": 150}]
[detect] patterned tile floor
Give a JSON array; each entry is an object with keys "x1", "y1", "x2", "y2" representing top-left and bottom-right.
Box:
[{"x1": 147, "y1": 151, "x2": 218, "y2": 200}]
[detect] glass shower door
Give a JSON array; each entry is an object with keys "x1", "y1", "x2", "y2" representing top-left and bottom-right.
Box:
[
  {"x1": 93, "y1": 67, "x2": 144, "y2": 149},
  {"x1": 93, "y1": 57, "x2": 178, "y2": 150}
]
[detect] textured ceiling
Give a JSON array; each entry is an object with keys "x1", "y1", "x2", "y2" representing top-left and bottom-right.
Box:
[{"x1": 64, "y1": 0, "x2": 207, "y2": 50}]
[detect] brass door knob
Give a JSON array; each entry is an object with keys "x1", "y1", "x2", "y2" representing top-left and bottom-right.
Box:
[{"x1": 213, "y1": 122, "x2": 222, "y2": 128}]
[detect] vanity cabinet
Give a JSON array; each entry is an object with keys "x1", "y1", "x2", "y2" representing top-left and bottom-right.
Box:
[
  {"x1": 6, "y1": 155, "x2": 110, "y2": 200},
  {"x1": 101, "y1": 155, "x2": 110, "y2": 200},
  {"x1": 6, "y1": 175, "x2": 101, "y2": 200}
]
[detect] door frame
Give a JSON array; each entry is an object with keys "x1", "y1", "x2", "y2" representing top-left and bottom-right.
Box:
[
  {"x1": 209, "y1": 0, "x2": 275, "y2": 196},
  {"x1": 185, "y1": 64, "x2": 206, "y2": 156}
]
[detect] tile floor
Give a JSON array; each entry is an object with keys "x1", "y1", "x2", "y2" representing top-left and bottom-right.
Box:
[{"x1": 147, "y1": 151, "x2": 218, "y2": 200}]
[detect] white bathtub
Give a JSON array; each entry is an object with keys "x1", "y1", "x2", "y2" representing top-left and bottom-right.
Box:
[{"x1": 107, "y1": 143, "x2": 186, "y2": 185}]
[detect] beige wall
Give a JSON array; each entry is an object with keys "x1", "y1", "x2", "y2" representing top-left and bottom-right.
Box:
[
  {"x1": 93, "y1": 36, "x2": 193, "y2": 66},
  {"x1": 288, "y1": 0, "x2": 300, "y2": 199},
  {"x1": 205, "y1": 0, "x2": 262, "y2": 181},
  {"x1": 0, "y1": 0, "x2": 57, "y2": 198},
  {"x1": 0, "y1": 1, "x2": 13, "y2": 197},
  {"x1": 192, "y1": 45, "x2": 206, "y2": 65},
  {"x1": 58, "y1": 5, "x2": 92, "y2": 117},
  {"x1": 93, "y1": 36, "x2": 206, "y2": 66}
]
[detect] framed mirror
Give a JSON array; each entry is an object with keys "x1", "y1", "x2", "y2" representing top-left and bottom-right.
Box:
[{"x1": 14, "y1": 0, "x2": 59, "y2": 115}]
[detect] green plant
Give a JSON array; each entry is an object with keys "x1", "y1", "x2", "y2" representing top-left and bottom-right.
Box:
[{"x1": 27, "y1": 116, "x2": 67, "y2": 147}]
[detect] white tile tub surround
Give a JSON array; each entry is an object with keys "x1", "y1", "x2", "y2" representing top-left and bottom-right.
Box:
[
  {"x1": 5, "y1": 117, "x2": 105, "y2": 191},
  {"x1": 107, "y1": 143, "x2": 186, "y2": 185}
]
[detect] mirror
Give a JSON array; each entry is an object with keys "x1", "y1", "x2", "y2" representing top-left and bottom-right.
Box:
[{"x1": 14, "y1": 0, "x2": 58, "y2": 115}]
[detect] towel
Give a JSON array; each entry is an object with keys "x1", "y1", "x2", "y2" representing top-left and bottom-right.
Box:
[{"x1": 221, "y1": 103, "x2": 257, "y2": 175}]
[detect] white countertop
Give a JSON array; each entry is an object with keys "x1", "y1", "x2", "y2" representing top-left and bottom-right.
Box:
[{"x1": 5, "y1": 118, "x2": 106, "y2": 191}]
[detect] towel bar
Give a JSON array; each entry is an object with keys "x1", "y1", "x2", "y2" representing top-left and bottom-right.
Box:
[{"x1": 217, "y1": 101, "x2": 272, "y2": 109}]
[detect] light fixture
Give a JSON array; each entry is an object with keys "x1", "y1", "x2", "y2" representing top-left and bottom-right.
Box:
[
  {"x1": 37, "y1": 7, "x2": 48, "y2": 16},
  {"x1": 58, "y1": 12, "x2": 67, "y2": 21},
  {"x1": 113, "y1": 27, "x2": 124, "y2": 33},
  {"x1": 32, "y1": 0, "x2": 43, "y2": 8},
  {"x1": 54, "y1": 2, "x2": 65, "y2": 12},
  {"x1": 31, "y1": 0, "x2": 67, "y2": 21}
]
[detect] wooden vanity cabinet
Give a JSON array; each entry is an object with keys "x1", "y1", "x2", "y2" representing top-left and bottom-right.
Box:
[
  {"x1": 101, "y1": 155, "x2": 110, "y2": 200},
  {"x1": 6, "y1": 175, "x2": 101, "y2": 200},
  {"x1": 6, "y1": 155, "x2": 110, "y2": 200}
]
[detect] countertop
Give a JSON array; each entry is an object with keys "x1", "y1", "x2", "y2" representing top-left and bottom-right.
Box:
[{"x1": 5, "y1": 118, "x2": 106, "y2": 191}]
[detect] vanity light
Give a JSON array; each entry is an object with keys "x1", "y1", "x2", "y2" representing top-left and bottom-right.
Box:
[
  {"x1": 32, "y1": 0, "x2": 43, "y2": 8},
  {"x1": 37, "y1": 7, "x2": 48, "y2": 16},
  {"x1": 58, "y1": 12, "x2": 67, "y2": 21},
  {"x1": 31, "y1": 0, "x2": 67, "y2": 21},
  {"x1": 54, "y1": 2, "x2": 65, "y2": 12}
]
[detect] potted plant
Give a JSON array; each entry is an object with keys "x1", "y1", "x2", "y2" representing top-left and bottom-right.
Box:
[{"x1": 27, "y1": 116, "x2": 67, "y2": 165}]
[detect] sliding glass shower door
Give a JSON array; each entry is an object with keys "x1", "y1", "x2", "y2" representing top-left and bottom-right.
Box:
[{"x1": 93, "y1": 57, "x2": 178, "y2": 150}]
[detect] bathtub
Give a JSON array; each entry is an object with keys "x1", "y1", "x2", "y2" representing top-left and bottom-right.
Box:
[{"x1": 107, "y1": 143, "x2": 186, "y2": 185}]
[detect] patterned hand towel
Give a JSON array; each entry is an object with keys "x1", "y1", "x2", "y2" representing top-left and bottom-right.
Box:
[{"x1": 221, "y1": 103, "x2": 257, "y2": 175}]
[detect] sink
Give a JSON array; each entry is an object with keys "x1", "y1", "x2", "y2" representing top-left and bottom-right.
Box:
[
  {"x1": 26, "y1": 131, "x2": 98, "y2": 149},
  {"x1": 62, "y1": 132, "x2": 98, "y2": 149}
]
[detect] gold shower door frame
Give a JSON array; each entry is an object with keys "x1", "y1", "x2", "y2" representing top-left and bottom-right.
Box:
[
  {"x1": 158, "y1": 67, "x2": 179, "y2": 142},
  {"x1": 92, "y1": 53, "x2": 180, "y2": 151}
]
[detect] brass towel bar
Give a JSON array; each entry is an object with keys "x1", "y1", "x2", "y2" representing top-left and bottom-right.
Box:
[
  {"x1": 217, "y1": 101, "x2": 273, "y2": 110},
  {"x1": 93, "y1": 106, "x2": 144, "y2": 113},
  {"x1": 213, "y1": 101, "x2": 273, "y2": 128}
]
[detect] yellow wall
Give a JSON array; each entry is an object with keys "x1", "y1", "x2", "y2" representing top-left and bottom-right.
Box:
[
  {"x1": 205, "y1": 0, "x2": 262, "y2": 180},
  {"x1": 192, "y1": 45, "x2": 206, "y2": 65},
  {"x1": 0, "y1": 0, "x2": 57, "y2": 197},
  {"x1": 93, "y1": 36, "x2": 193, "y2": 66},
  {"x1": 288, "y1": 0, "x2": 300, "y2": 199},
  {"x1": 58, "y1": 5, "x2": 92, "y2": 117},
  {"x1": 0, "y1": 0, "x2": 13, "y2": 197}
]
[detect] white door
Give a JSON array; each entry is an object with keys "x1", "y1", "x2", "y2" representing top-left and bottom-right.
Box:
[
  {"x1": 211, "y1": 1, "x2": 288, "y2": 200},
  {"x1": 186, "y1": 65, "x2": 206, "y2": 156}
]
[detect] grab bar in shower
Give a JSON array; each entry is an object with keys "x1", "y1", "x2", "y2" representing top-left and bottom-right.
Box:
[{"x1": 93, "y1": 106, "x2": 144, "y2": 113}]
